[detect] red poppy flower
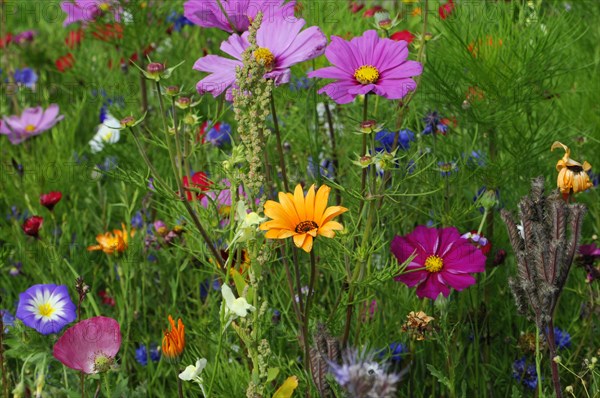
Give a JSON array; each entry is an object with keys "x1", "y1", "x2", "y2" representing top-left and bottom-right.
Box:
[
  {"x1": 391, "y1": 30, "x2": 415, "y2": 44},
  {"x1": 439, "y1": 0, "x2": 455, "y2": 20},
  {"x1": 92, "y1": 23, "x2": 123, "y2": 42},
  {"x1": 56, "y1": 53, "x2": 75, "y2": 72},
  {"x1": 363, "y1": 6, "x2": 383, "y2": 17},
  {"x1": 40, "y1": 191, "x2": 63, "y2": 211},
  {"x1": 182, "y1": 172, "x2": 211, "y2": 201},
  {"x1": 22, "y1": 216, "x2": 43, "y2": 238},
  {"x1": 349, "y1": 2, "x2": 365, "y2": 13},
  {"x1": 0, "y1": 33, "x2": 12, "y2": 48},
  {"x1": 98, "y1": 290, "x2": 116, "y2": 307},
  {"x1": 65, "y1": 29, "x2": 84, "y2": 49}
]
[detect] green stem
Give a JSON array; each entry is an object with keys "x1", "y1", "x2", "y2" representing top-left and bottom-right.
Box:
[
  {"x1": 206, "y1": 327, "x2": 225, "y2": 397},
  {"x1": 171, "y1": 98, "x2": 184, "y2": 182},
  {"x1": 535, "y1": 325, "x2": 543, "y2": 397},
  {"x1": 303, "y1": 251, "x2": 318, "y2": 372},
  {"x1": 177, "y1": 377, "x2": 184, "y2": 398},
  {"x1": 271, "y1": 91, "x2": 289, "y2": 192},
  {"x1": 80, "y1": 372, "x2": 85, "y2": 398}
]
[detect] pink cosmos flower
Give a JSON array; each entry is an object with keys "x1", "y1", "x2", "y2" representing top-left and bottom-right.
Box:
[
  {"x1": 391, "y1": 226, "x2": 486, "y2": 300},
  {"x1": 53, "y1": 316, "x2": 121, "y2": 374},
  {"x1": 184, "y1": 0, "x2": 296, "y2": 33},
  {"x1": 1, "y1": 105, "x2": 64, "y2": 145},
  {"x1": 193, "y1": 17, "x2": 326, "y2": 100},
  {"x1": 308, "y1": 30, "x2": 423, "y2": 104},
  {"x1": 60, "y1": 0, "x2": 122, "y2": 27}
]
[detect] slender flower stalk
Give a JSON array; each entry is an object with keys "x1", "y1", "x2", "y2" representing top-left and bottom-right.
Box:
[{"x1": 270, "y1": 91, "x2": 289, "y2": 192}]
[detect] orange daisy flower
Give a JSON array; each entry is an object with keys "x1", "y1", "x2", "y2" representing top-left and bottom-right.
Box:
[
  {"x1": 260, "y1": 184, "x2": 348, "y2": 253},
  {"x1": 87, "y1": 223, "x2": 134, "y2": 254},
  {"x1": 162, "y1": 315, "x2": 185, "y2": 361},
  {"x1": 551, "y1": 141, "x2": 593, "y2": 196}
]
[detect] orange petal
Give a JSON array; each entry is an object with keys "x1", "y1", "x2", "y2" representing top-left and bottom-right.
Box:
[
  {"x1": 278, "y1": 192, "x2": 301, "y2": 225},
  {"x1": 313, "y1": 185, "x2": 331, "y2": 223},
  {"x1": 304, "y1": 184, "x2": 316, "y2": 222},
  {"x1": 320, "y1": 206, "x2": 348, "y2": 226},
  {"x1": 293, "y1": 184, "x2": 306, "y2": 221},
  {"x1": 293, "y1": 233, "x2": 307, "y2": 249},
  {"x1": 301, "y1": 235, "x2": 314, "y2": 252}
]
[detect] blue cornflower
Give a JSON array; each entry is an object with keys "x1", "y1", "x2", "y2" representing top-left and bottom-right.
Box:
[
  {"x1": 205, "y1": 122, "x2": 232, "y2": 147},
  {"x1": 307, "y1": 154, "x2": 335, "y2": 179},
  {"x1": 422, "y1": 111, "x2": 449, "y2": 135},
  {"x1": 290, "y1": 75, "x2": 311, "y2": 91},
  {"x1": 378, "y1": 342, "x2": 407, "y2": 365},
  {"x1": 13, "y1": 67, "x2": 38, "y2": 89},
  {"x1": 512, "y1": 357, "x2": 538, "y2": 390},
  {"x1": 465, "y1": 150, "x2": 486, "y2": 168},
  {"x1": 438, "y1": 161, "x2": 458, "y2": 177},
  {"x1": 135, "y1": 343, "x2": 161, "y2": 366},
  {"x1": 166, "y1": 11, "x2": 193, "y2": 32},
  {"x1": 6, "y1": 206, "x2": 29, "y2": 222},
  {"x1": 375, "y1": 129, "x2": 415, "y2": 152},
  {"x1": 131, "y1": 211, "x2": 144, "y2": 229},
  {"x1": 1, "y1": 309, "x2": 15, "y2": 333},
  {"x1": 552, "y1": 327, "x2": 571, "y2": 350}
]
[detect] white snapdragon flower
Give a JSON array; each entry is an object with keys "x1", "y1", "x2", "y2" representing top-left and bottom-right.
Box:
[{"x1": 89, "y1": 114, "x2": 120, "y2": 153}]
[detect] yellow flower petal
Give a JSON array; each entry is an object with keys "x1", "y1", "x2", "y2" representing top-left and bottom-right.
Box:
[{"x1": 293, "y1": 184, "x2": 306, "y2": 221}]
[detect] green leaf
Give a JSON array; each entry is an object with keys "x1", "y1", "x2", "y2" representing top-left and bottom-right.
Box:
[{"x1": 426, "y1": 364, "x2": 452, "y2": 390}]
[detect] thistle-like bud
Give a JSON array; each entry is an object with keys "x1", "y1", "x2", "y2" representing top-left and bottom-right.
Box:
[
  {"x1": 175, "y1": 97, "x2": 191, "y2": 109},
  {"x1": 146, "y1": 62, "x2": 165, "y2": 79},
  {"x1": 120, "y1": 116, "x2": 136, "y2": 128},
  {"x1": 165, "y1": 85, "x2": 180, "y2": 96}
]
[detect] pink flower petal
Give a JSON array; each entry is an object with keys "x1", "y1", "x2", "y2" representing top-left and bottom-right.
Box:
[
  {"x1": 440, "y1": 271, "x2": 476, "y2": 291},
  {"x1": 416, "y1": 275, "x2": 450, "y2": 299}
]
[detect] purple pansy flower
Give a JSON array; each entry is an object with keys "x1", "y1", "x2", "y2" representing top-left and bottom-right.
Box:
[
  {"x1": 16, "y1": 284, "x2": 77, "y2": 335},
  {"x1": 193, "y1": 17, "x2": 326, "y2": 101},
  {"x1": 1, "y1": 105, "x2": 64, "y2": 145},
  {"x1": 60, "y1": 0, "x2": 122, "y2": 26},
  {"x1": 308, "y1": 30, "x2": 422, "y2": 104},
  {"x1": 184, "y1": 0, "x2": 296, "y2": 33}
]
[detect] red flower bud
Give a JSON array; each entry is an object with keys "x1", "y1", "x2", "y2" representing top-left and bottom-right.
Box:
[
  {"x1": 22, "y1": 216, "x2": 44, "y2": 238},
  {"x1": 40, "y1": 191, "x2": 62, "y2": 211}
]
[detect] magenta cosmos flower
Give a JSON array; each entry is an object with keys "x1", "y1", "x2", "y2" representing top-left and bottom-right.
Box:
[
  {"x1": 193, "y1": 17, "x2": 326, "y2": 100},
  {"x1": 60, "y1": 0, "x2": 122, "y2": 26},
  {"x1": 391, "y1": 226, "x2": 486, "y2": 300},
  {"x1": 16, "y1": 284, "x2": 77, "y2": 335},
  {"x1": 53, "y1": 316, "x2": 121, "y2": 374},
  {"x1": 308, "y1": 30, "x2": 423, "y2": 104},
  {"x1": 184, "y1": 0, "x2": 296, "y2": 33},
  {"x1": 1, "y1": 105, "x2": 64, "y2": 145}
]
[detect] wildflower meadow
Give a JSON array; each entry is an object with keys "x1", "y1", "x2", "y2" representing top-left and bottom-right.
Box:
[{"x1": 2, "y1": 0, "x2": 600, "y2": 397}]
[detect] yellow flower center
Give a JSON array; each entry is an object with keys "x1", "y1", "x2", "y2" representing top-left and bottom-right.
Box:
[
  {"x1": 94, "y1": 354, "x2": 113, "y2": 373},
  {"x1": 219, "y1": 205, "x2": 231, "y2": 216},
  {"x1": 424, "y1": 255, "x2": 444, "y2": 273},
  {"x1": 99, "y1": 2, "x2": 111, "y2": 11},
  {"x1": 102, "y1": 132, "x2": 113, "y2": 142},
  {"x1": 25, "y1": 124, "x2": 36, "y2": 132},
  {"x1": 38, "y1": 303, "x2": 55, "y2": 317},
  {"x1": 253, "y1": 47, "x2": 275, "y2": 71},
  {"x1": 295, "y1": 220, "x2": 318, "y2": 234},
  {"x1": 354, "y1": 65, "x2": 380, "y2": 84}
]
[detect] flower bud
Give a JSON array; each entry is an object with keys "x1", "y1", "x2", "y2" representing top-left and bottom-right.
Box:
[
  {"x1": 360, "y1": 119, "x2": 380, "y2": 134},
  {"x1": 145, "y1": 62, "x2": 165, "y2": 80},
  {"x1": 175, "y1": 97, "x2": 191, "y2": 109},
  {"x1": 553, "y1": 356, "x2": 561, "y2": 363},
  {"x1": 165, "y1": 85, "x2": 180, "y2": 96},
  {"x1": 120, "y1": 116, "x2": 136, "y2": 128}
]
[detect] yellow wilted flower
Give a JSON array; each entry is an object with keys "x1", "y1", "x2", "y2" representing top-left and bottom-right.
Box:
[{"x1": 551, "y1": 141, "x2": 593, "y2": 196}]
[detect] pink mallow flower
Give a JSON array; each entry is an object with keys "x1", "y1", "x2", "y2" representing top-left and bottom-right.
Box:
[
  {"x1": 391, "y1": 226, "x2": 486, "y2": 300},
  {"x1": 1, "y1": 105, "x2": 64, "y2": 145},
  {"x1": 308, "y1": 30, "x2": 423, "y2": 104},
  {"x1": 60, "y1": 0, "x2": 122, "y2": 27},
  {"x1": 193, "y1": 17, "x2": 326, "y2": 101},
  {"x1": 184, "y1": 0, "x2": 296, "y2": 33},
  {"x1": 53, "y1": 316, "x2": 121, "y2": 374}
]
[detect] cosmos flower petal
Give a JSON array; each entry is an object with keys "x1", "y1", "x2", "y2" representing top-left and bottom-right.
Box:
[
  {"x1": 416, "y1": 275, "x2": 450, "y2": 299},
  {"x1": 440, "y1": 272, "x2": 476, "y2": 291},
  {"x1": 53, "y1": 316, "x2": 121, "y2": 374}
]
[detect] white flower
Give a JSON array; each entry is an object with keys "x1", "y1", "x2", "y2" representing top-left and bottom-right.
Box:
[
  {"x1": 89, "y1": 114, "x2": 121, "y2": 153},
  {"x1": 221, "y1": 284, "x2": 255, "y2": 319},
  {"x1": 179, "y1": 358, "x2": 207, "y2": 381},
  {"x1": 178, "y1": 358, "x2": 207, "y2": 397},
  {"x1": 230, "y1": 200, "x2": 266, "y2": 245}
]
